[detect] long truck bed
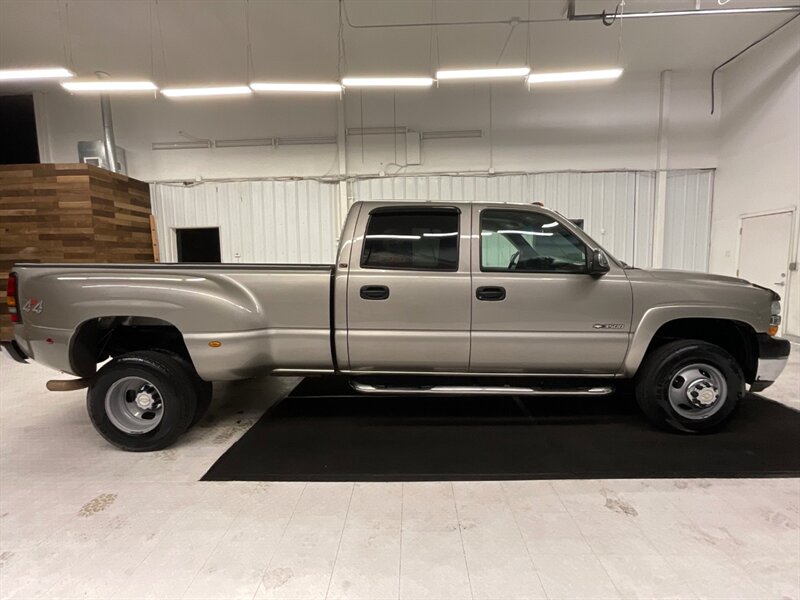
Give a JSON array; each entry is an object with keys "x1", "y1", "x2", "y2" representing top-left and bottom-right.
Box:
[{"x1": 10, "y1": 263, "x2": 336, "y2": 380}]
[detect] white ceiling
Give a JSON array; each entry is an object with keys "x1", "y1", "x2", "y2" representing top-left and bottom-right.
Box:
[{"x1": 0, "y1": 0, "x2": 797, "y2": 90}]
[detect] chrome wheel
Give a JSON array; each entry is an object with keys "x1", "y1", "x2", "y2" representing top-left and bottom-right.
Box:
[
  {"x1": 104, "y1": 376, "x2": 164, "y2": 434},
  {"x1": 667, "y1": 363, "x2": 727, "y2": 420}
]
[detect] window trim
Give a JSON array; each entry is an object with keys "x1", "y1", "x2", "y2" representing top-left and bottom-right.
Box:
[
  {"x1": 359, "y1": 206, "x2": 461, "y2": 272},
  {"x1": 478, "y1": 208, "x2": 590, "y2": 275}
]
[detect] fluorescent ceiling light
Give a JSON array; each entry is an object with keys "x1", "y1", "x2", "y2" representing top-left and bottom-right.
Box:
[
  {"x1": 161, "y1": 86, "x2": 252, "y2": 98},
  {"x1": 250, "y1": 82, "x2": 342, "y2": 93},
  {"x1": 342, "y1": 77, "x2": 434, "y2": 88},
  {"x1": 436, "y1": 67, "x2": 530, "y2": 80},
  {"x1": 497, "y1": 229, "x2": 553, "y2": 237},
  {"x1": 0, "y1": 67, "x2": 73, "y2": 81},
  {"x1": 366, "y1": 234, "x2": 423, "y2": 240},
  {"x1": 527, "y1": 68, "x2": 623, "y2": 85},
  {"x1": 62, "y1": 80, "x2": 157, "y2": 92},
  {"x1": 614, "y1": 6, "x2": 800, "y2": 18}
]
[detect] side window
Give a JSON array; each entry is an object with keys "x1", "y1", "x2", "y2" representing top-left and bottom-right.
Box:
[
  {"x1": 361, "y1": 208, "x2": 459, "y2": 271},
  {"x1": 481, "y1": 209, "x2": 587, "y2": 273}
]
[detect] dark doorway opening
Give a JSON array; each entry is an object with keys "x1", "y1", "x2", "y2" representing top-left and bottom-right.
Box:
[
  {"x1": 0, "y1": 95, "x2": 40, "y2": 164},
  {"x1": 176, "y1": 228, "x2": 221, "y2": 263}
]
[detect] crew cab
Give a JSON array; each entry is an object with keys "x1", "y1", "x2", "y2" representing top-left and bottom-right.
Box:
[{"x1": 2, "y1": 201, "x2": 790, "y2": 450}]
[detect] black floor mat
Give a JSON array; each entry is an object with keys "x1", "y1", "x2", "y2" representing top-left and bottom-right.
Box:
[{"x1": 202, "y1": 376, "x2": 800, "y2": 481}]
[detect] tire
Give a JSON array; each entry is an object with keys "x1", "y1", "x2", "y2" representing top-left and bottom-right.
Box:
[
  {"x1": 153, "y1": 349, "x2": 213, "y2": 429},
  {"x1": 634, "y1": 339, "x2": 744, "y2": 433},
  {"x1": 87, "y1": 351, "x2": 197, "y2": 451}
]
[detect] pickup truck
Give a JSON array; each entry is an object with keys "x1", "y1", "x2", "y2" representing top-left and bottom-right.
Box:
[{"x1": 2, "y1": 201, "x2": 790, "y2": 451}]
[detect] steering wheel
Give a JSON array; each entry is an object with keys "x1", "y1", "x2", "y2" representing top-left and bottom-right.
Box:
[{"x1": 507, "y1": 251, "x2": 520, "y2": 270}]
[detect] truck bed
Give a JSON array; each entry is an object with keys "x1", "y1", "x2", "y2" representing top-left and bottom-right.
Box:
[{"x1": 11, "y1": 262, "x2": 336, "y2": 380}]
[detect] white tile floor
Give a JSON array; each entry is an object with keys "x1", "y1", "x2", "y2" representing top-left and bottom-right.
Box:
[{"x1": 0, "y1": 347, "x2": 798, "y2": 600}]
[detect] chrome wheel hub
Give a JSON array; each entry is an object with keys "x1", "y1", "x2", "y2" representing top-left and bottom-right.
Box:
[
  {"x1": 667, "y1": 363, "x2": 727, "y2": 420},
  {"x1": 686, "y1": 379, "x2": 719, "y2": 408},
  {"x1": 105, "y1": 377, "x2": 164, "y2": 435},
  {"x1": 135, "y1": 391, "x2": 156, "y2": 410}
]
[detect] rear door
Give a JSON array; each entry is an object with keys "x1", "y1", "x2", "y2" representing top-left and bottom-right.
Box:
[
  {"x1": 470, "y1": 205, "x2": 632, "y2": 374},
  {"x1": 346, "y1": 204, "x2": 471, "y2": 372}
]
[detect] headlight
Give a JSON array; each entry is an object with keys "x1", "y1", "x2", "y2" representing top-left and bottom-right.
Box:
[{"x1": 769, "y1": 300, "x2": 782, "y2": 335}]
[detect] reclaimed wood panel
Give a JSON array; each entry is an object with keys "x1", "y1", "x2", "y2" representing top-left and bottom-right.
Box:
[{"x1": 0, "y1": 163, "x2": 154, "y2": 339}]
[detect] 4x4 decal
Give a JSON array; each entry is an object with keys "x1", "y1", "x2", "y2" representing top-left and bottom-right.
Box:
[{"x1": 22, "y1": 299, "x2": 44, "y2": 314}]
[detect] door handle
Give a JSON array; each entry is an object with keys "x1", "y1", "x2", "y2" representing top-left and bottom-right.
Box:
[
  {"x1": 774, "y1": 282, "x2": 786, "y2": 286},
  {"x1": 476, "y1": 286, "x2": 506, "y2": 301},
  {"x1": 360, "y1": 285, "x2": 390, "y2": 300}
]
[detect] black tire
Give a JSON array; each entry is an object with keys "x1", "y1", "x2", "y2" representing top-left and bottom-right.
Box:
[
  {"x1": 153, "y1": 349, "x2": 213, "y2": 429},
  {"x1": 87, "y1": 351, "x2": 197, "y2": 451},
  {"x1": 634, "y1": 339, "x2": 744, "y2": 433}
]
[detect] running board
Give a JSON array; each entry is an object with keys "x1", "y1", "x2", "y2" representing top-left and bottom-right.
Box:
[{"x1": 350, "y1": 382, "x2": 614, "y2": 396}]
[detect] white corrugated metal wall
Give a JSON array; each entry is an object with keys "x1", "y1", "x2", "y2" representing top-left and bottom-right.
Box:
[
  {"x1": 663, "y1": 170, "x2": 714, "y2": 271},
  {"x1": 150, "y1": 180, "x2": 339, "y2": 263},
  {"x1": 150, "y1": 170, "x2": 713, "y2": 270}
]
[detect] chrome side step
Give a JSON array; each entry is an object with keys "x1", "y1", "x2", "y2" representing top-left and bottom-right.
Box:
[{"x1": 350, "y1": 382, "x2": 614, "y2": 396}]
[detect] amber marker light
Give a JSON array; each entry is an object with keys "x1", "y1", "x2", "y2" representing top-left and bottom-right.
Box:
[{"x1": 208, "y1": 341, "x2": 222, "y2": 348}]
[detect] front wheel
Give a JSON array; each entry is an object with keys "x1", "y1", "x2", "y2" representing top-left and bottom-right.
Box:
[
  {"x1": 87, "y1": 351, "x2": 197, "y2": 451},
  {"x1": 634, "y1": 340, "x2": 744, "y2": 433}
]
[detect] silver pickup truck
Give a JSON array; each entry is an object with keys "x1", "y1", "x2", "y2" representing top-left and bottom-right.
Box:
[{"x1": 3, "y1": 201, "x2": 790, "y2": 451}]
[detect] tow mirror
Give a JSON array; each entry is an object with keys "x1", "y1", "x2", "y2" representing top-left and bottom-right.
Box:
[{"x1": 588, "y1": 249, "x2": 610, "y2": 277}]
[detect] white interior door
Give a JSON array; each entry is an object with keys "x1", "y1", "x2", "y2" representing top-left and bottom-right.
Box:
[{"x1": 738, "y1": 211, "x2": 793, "y2": 329}]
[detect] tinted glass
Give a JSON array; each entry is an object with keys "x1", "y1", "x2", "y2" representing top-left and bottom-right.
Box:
[
  {"x1": 361, "y1": 209, "x2": 459, "y2": 271},
  {"x1": 481, "y1": 209, "x2": 586, "y2": 273}
]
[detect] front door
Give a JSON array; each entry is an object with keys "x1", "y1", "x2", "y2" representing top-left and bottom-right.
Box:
[
  {"x1": 470, "y1": 206, "x2": 633, "y2": 374},
  {"x1": 346, "y1": 204, "x2": 471, "y2": 372}
]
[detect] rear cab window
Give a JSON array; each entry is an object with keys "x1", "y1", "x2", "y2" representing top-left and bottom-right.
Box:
[{"x1": 361, "y1": 207, "x2": 460, "y2": 271}]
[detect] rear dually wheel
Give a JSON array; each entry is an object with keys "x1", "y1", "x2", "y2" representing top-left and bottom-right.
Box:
[{"x1": 87, "y1": 351, "x2": 197, "y2": 451}]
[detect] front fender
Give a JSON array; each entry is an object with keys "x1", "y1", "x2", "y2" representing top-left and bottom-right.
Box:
[{"x1": 623, "y1": 305, "x2": 764, "y2": 376}]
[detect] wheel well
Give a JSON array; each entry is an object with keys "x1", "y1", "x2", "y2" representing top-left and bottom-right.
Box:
[
  {"x1": 645, "y1": 318, "x2": 758, "y2": 382},
  {"x1": 70, "y1": 316, "x2": 191, "y2": 378}
]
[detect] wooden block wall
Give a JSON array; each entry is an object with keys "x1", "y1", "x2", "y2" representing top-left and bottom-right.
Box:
[{"x1": 0, "y1": 164, "x2": 155, "y2": 340}]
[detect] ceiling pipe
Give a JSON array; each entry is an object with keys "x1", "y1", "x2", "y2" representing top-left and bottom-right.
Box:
[
  {"x1": 567, "y1": 0, "x2": 800, "y2": 25},
  {"x1": 95, "y1": 71, "x2": 119, "y2": 173},
  {"x1": 100, "y1": 95, "x2": 118, "y2": 173}
]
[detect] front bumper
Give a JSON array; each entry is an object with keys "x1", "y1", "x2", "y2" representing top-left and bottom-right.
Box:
[{"x1": 750, "y1": 334, "x2": 791, "y2": 392}]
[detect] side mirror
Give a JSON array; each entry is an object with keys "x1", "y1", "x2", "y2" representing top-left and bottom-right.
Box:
[{"x1": 588, "y1": 249, "x2": 610, "y2": 277}]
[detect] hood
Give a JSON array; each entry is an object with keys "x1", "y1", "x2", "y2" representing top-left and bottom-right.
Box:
[
  {"x1": 633, "y1": 268, "x2": 780, "y2": 299},
  {"x1": 642, "y1": 269, "x2": 749, "y2": 286}
]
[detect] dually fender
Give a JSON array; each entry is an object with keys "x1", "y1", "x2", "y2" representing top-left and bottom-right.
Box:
[{"x1": 20, "y1": 269, "x2": 269, "y2": 377}]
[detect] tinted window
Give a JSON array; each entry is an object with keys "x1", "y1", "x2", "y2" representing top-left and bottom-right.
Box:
[
  {"x1": 361, "y1": 208, "x2": 459, "y2": 271},
  {"x1": 481, "y1": 209, "x2": 586, "y2": 273}
]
